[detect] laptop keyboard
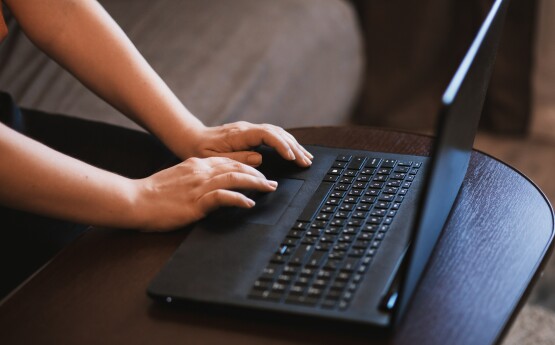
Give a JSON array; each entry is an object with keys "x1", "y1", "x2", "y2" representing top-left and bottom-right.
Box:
[{"x1": 248, "y1": 154, "x2": 421, "y2": 311}]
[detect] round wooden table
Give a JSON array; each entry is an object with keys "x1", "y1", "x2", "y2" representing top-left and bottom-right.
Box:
[{"x1": 0, "y1": 127, "x2": 553, "y2": 345}]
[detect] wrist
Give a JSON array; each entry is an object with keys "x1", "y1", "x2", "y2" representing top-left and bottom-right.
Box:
[
  {"x1": 123, "y1": 177, "x2": 153, "y2": 230},
  {"x1": 170, "y1": 122, "x2": 208, "y2": 160}
]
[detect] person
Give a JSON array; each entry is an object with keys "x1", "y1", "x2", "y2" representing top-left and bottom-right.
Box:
[{"x1": 0, "y1": 0, "x2": 313, "y2": 233}]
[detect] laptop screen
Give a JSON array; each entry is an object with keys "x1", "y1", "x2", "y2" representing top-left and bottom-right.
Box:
[{"x1": 394, "y1": 0, "x2": 509, "y2": 323}]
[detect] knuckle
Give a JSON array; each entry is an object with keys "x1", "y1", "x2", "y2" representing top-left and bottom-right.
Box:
[
  {"x1": 224, "y1": 172, "x2": 238, "y2": 184},
  {"x1": 211, "y1": 190, "x2": 223, "y2": 204},
  {"x1": 187, "y1": 157, "x2": 202, "y2": 165},
  {"x1": 232, "y1": 161, "x2": 246, "y2": 170}
]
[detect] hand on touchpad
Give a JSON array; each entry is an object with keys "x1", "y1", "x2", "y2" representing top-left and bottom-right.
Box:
[{"x1": 208, "y1": 178, "x2": 304, "y2": 226}]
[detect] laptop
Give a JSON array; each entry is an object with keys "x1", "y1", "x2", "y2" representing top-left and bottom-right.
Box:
[{"x1": 148, "y1": 0, "x2": 508, "y2": 329}]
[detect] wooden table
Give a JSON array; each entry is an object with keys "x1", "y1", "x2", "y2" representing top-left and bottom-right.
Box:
[{"x1": 0, "y1": 127, "x2": 553, "y2": 345}]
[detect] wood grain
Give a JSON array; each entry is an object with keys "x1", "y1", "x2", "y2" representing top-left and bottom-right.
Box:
[{"x1": 0, "y1": 126, "x2": 552, "y2": 345}]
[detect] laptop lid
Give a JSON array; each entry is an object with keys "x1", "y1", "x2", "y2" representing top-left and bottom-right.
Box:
[{"x1": 393, "y1": 0, "x2": 509, "y2": 324}]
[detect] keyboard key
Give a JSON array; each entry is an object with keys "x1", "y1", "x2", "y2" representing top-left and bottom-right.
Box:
[
  {"x1": 322, "y1": 299, "x2": 337, "y2": 309},
  {"x1": 356, "y1": 203, "x2": 371, "y2": 211},
  {"x1": 379, "y1": 194, "x2": 395, "y2": 202},
  {"x1": 300, "y1": 267, "x2": 315, "y2": 277},
  {"x1": 287, "y1": 230, "x2": 303, "y2": 238},
  {"x1": 375, "y1": 201, "x2": 391, "y2": 209},
  {"x1": 356, "y1": 175, "x2": 371, "y2": 182},
  {"x1": 332, "y1": 161, "x2": 348, "y2": 169},
  {"x1": 253, "y1": 280, "x2": 271, "y2": 291},
  {"x1": 327, "y1": 168, "x2": 343, "y2": 175},
  {"x1": 339, "y1": 203, "x2": 354, "y2": 211},
  {"x1": 316, "y1": 213, "x2": 331, "y2": 221},
  {"x1": 348, "y1": 156, "x2": 366, "y2": 169},
  {"x1": 306, "y1": 251, "x2": 325, "y2": 268},
  {"x1": 344, "y1": 196, "x2": 359, "y2": 203},
  {"x1": 270, "y1": 255, "x2": 286, "y2": 265},
  {"x1": 336, "y1": 272, "x2": 351, "y2": 281},
  {"x1": 336, "y1": 154, "x2": 352, "y2": 162},
  {"x1": 289, "y1": 285, "x2": 305, "y2": 295},
  {"x1": 297, "y1": 182, "x2": 333, "y2": 222},
  {"x1": 335, "y1": 184, "x2": 350, "y2": 191},
  {"x1": 341, "y1": 258, "x2": 359, "y2": 272},
  {"x1": 321, "y1": 205, "x2": 338, "y2": 213},
  {"x1": 381, "y1": 159, "x2": 397, "y2": 168},
  {"x1": 307, "y1": 287, "x2": 324, "y2": 298},
  {"x1": 370, "y1": 182, "x2": 384, "y2": 189},
  {"x1": 323, "y1": 174, "x2": 339, "y2": 182},
  {"x1": 365, "y1": 158, "x2": 381, "y2": 168},
  {"x1": 292, "y1": 221, "x2": 309, "y2": 230},
  {"x1": 360, "y1": 168, "x2": 375, "y2": 175},
  {"x1": 290, "y1": 245, "x2": 312, "y2": 266},
  {"x1": 339, "y1": 176, "x2": 354, "y2": 184}
]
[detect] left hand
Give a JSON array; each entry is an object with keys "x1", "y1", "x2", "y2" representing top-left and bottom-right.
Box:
[{"x1": 186, "y1": 121, "x2": 313, "y2": 167}]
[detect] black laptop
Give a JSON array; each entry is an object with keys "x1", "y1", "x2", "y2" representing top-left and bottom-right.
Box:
[{"x1": 148, "y1": 0, "x2": 508, "y2": 328}]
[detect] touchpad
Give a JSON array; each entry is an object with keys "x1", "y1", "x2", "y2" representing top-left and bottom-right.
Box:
[
  {"x1": 206, "y1": 178, "x2": 304, "y2": 227},
  {"x1": 243, "y1": 178, "x2": 304, "y2": 225}
]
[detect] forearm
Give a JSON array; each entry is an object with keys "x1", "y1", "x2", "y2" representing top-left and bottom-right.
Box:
[
  {"x1": 5, "y1": 0, "x2": 204, "y2": 159},
  {"x1": 0, "y1": 124, "x2": 139, "y2": 228}
]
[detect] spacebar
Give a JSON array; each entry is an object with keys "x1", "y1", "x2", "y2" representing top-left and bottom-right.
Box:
[{"x1": 297, "y1": 182, "x2": 334, "y2": 222}]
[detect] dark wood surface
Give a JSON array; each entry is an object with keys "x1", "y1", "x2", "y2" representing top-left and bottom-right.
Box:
[{"x1": 0, "y1": 126, "x2": 553, "y2": 345}]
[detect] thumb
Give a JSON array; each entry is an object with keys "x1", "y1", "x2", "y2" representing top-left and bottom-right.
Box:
[{"x1": 207, "y1": 151, "x2": 262, "y2": 167}]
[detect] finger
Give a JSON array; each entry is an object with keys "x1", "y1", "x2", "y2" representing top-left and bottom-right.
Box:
[
  {"x1": 282, "y1": 135, "x2": 310, "y2": 167},
  {"x1": 207, "y1": 158, "x2": 266, "y2": 179},
  {"x1": 245, "y1": 126, "x2": 296, "y2": 162},
  {"x1": 273, "y1": 128, "x2": 312, "y2": 167},
  {"x1": 204, "y1": 151, "x2": 263, "y2": 167},
  {"x1": 203, "y1": 172, "x2": 278, "y2": 194},
  {"x1": 198, "y1": 190, "x2": 256, "y2": 214},
  {"x1": 282, "y1": 130, "x2": 313, "y2": 159},
  {"x1": 199, "y1": 171, "x2": 277, "y2": 195},
  {"x1": 262, "y1": 125, "x2": 312, "y2": 166},
  {"x1": 196, "y1": 156, "x2": 265, "y2": 179}
]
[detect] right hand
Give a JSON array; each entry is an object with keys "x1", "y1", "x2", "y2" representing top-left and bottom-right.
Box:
[{"x1": 131, "y1": 157, "x2": 277, "y2": 232}]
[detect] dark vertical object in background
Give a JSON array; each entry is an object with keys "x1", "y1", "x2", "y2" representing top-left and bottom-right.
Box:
[
  {"x1": 482, "y1": 0, "x2": 537, "y2": 134},
  {"x1": 350, "y1": 0, "x2": 537, "y2": 136}
]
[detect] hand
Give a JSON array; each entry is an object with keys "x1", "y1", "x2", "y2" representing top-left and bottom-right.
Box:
[
  {"x1": 132, "y1": 157, "x2": 277, "y2": 232},
  {"x1": 186, "y1": 121, "x2": 313, "y2": 167}
]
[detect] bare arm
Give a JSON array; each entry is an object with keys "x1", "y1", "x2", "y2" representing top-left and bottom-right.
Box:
[
  {"x1": 5, "y1": 0, "x2": 203, "y2": 158},
  {"x1": 0, "y1": 123, "x2": 277, "y2": 231},
  {"x1": 4, "y1": 0, "x2": 313, "y2": 166},
  {"x1": 0, "y1": 0, "x2": 312, "y2": 231}
]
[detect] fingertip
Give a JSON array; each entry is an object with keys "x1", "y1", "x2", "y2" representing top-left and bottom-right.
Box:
[
  {"x1": 246, "y1": 198, "x2": 256, "y2": 207},
  {"x1": 247, "y1": 153, "x2": 262, "y2": 166},
  {"x1": 268, "y1": 180, "x2": 278, "y2": 189}
]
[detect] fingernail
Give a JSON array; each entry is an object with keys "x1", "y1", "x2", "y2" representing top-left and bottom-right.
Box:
[
  {"x1": 268, "y1": 180, "x2": 278, "y2": 188},
  {"x1": 304, "y1": 157, "x2": 312, "y2": 166},
  {"x1": 246, "y1": 199, "x2": 256, "y2": 207},
  {"x1": 247, "y1": 154, "x2": 262, "y2": 165},
  {"x1": 288, "y1": 149, "x2": 295, "y2": 160},
  {"x1": 307, "y1": 152, "x2": 314, "y2": 159}
]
